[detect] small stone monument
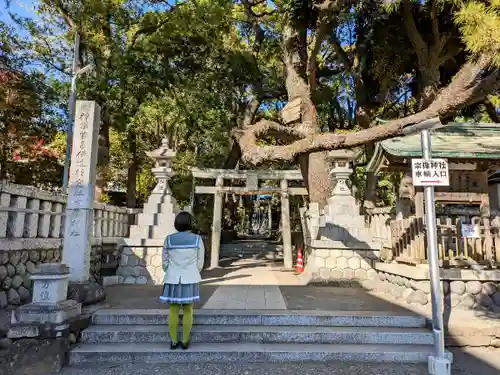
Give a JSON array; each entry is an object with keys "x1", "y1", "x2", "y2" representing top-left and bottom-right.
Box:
[
  {"x1": 146, "y1": 137, "x2": 176, "y2": 197},
  {"x1": 322, "y1": 149, "x2": 367, "y2": 241},
  {"x1": 9, "y1": 263, "x2": 81, "y2": 336},
  {"x1": 110, "y1": 137, "x2": 179, "y2": 285},
  {"x1": 329, "y1": 149, "x2": 356, "y2": 200}
]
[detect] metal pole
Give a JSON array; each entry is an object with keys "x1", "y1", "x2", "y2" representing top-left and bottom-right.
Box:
[
  {"x1": 421, "y1": 130, "x2": 449, "y2": 374},
  {"x1": 62, "y1": 75, "x2": 78, "y2": 192},
  {"x1": 62, "y1": 33, "x2": 81, "y2": 192}
]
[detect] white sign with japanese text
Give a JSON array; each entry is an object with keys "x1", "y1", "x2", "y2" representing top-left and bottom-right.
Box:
[
  {"x1": 461, "y1": 224, "x2": 480, "y2": 239},
  {"x1": 411, "y1": 158, "x2": 450, "y2": 187}
]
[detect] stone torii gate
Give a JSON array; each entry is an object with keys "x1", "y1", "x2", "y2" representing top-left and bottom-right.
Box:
[{"x1": 191, "y1": 168, "x2": 307, "y2": 269}]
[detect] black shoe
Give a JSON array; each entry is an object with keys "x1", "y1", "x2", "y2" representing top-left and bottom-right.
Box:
[
  {"x1": 180, "y1": 341, "x2": 190, "y2": 350},
  {"x1": 170, "y1": 341, "x2": 179, "y2": 350}
]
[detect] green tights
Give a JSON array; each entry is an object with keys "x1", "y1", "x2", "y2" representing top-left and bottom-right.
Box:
[{"x1": 168, "y1": 303, "x2": 193, "y2": 344}]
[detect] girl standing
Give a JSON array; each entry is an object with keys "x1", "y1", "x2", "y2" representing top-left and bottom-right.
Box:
[{"x1": 160, "y1": 212, "x2": 205, "y2": 349}]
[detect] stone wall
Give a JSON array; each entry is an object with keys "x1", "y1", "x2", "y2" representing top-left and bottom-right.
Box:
[
  {"x1": 0, "y1": 244, "x2": 112, "y2": 309},
  {"x1": 307, "y1": 241, "x2": 379, "y2": 286},
  {"x1": 105, "y1": 245, "x2": 164, "y2": 285},
  {"x1": 373, "y1": 263, "x2": 500, "y2": 313},
  {"x1": 0, "y1": 181, "x2": 138, "y2": 309},
  {"x1": 0, "y1": 249, "x2": 61, "y2": 308}
]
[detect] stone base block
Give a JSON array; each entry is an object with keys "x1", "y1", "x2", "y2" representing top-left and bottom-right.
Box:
[
  {"x1": 307, "y1": 246, "x2": 380, "y2": 285},
  {"x1": 115, "y1": 246, "x2": 164, "y2": 285},
  {"x1": 67, "y1": 281, "x2": 106, "y2": 305},
  {"x1": 11, "y1": 299, "x2": 81, "y2": 325}
]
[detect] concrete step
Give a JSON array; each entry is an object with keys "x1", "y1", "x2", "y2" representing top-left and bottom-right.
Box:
[
  {"x1": 221, "y1": 242, "x2": 282, "y2": 249},
  {"x1": 69, "y1": 342, "x2": 449, "y2": 364},
  {"x1": 81, "y1": 325, "x2": 433, "y2": 345},
  {"x1": 137, "y1": 213, "x2": 174, "y2": 227},
  {"x1": 129, "y1": 225, "x2": 174, "y2": 239},
  {"x1": 91, "y1": 309, "x2": 427, "y2": 328},
  {"x1": 220, "y1": 253, "x2": 285, "y2": 261}
]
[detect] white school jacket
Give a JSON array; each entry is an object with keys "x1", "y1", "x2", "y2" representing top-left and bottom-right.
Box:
[{"x1": 162, "y1": 231, "x2": 205, "y2": 285}]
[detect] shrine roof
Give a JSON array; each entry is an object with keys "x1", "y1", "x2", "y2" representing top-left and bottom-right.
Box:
[{"x1": 366, "y1": 122, "x2": 500, "y2": 172}]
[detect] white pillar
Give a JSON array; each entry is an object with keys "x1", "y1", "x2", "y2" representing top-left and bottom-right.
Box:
[
  {"x1": 62, "y1": 101, "x2": 100, "y2": 282},
  {"x1": 210, "y1": 176, "x2": 224, "y2": 268},
  {"x1": 281, "y1": 179, "x2": 293, "y2": 269}
]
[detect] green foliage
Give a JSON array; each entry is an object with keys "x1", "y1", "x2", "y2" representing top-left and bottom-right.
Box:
[
  {"x1": 455, "y1": 0, "x2": 500, "y2": 66},
  {"x1": 3, "y1": 0, "x2": 499, "y2": 208}
]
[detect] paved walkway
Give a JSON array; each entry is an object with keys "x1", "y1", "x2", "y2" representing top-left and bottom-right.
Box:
[
  {"x1": 202, "y1": 286, "x2": 287, "y2": 309},
  {"x1": 200, "y1": 258, "x2": 307, "y2": 286},
  {"x1": 101, "y1": 284, "x2": 413, "y2": 313},
  {"x1": 102, "y1": 258, "x2": 410, "y2": 312}
]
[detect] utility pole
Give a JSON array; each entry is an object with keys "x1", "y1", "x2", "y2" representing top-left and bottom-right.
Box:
[
  {"x1": 62, "y1": 33, "x2": 92, "y2": 193},
  {"x1": 420, "y1": 130, "x2": 451, "y2": 375}
]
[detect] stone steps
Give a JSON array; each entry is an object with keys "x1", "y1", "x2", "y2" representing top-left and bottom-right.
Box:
[
  {"x1": 69, "y1": 342, "x2": 441, "y2": 364},
  {"x1": 81, "y1": 324, "x2": 433, "y2": 345},
  {"x1": 91, "y1": 309, "x2": 426, "y2": 327},
  {"x1": 69, "y1": 309, "x2": 450, "y2": 365},
  {"x1": 219, "y1": 242, "x2": 286, "y2": 260}
]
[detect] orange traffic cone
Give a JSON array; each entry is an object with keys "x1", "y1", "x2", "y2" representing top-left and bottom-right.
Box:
[{"x1": 295, "y1": 245, "x2": 304, "y2": 273}]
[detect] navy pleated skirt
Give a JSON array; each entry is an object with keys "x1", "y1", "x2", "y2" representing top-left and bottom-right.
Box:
[{"x1": 159, "y1": 282, "x2": 200, "y2": 304}]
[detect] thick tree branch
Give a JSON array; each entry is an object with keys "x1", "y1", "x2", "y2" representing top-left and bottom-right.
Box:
[
  {"x1": 307, "y1": 0, "x2": 352, "y2": 89},
  {"x1": 402, "y1": 0, "x2": 428, "y2": 63},
  {"x1": 484, "y1": 97, "x2": 500, "y2": 123},
  {"x1": 239, "y1": 57, "x2": 499, "y2": 164},
  {"x1": 329, "y1": 33, "x2": 352, "y2": 69},
  {"x1": 430, "y1": 0, "x2": 440, "y2": 50}
]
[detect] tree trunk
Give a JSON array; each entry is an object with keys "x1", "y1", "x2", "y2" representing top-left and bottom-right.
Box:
[
  {"x1": 95, "y1": 117, "x2": 110, "y2": 202},
  {"x1": 283, "y1": 24, "x2": 331, "y2": 208},
  {"x1": 484, "y1": 98, "x2": 500, "y2": 123},
  {"x1": 418, "y1": 63, "x2": 441, "y2": 109},
  {"x1": 126, "y1": 131, "x2": 137, "y2": 208}
]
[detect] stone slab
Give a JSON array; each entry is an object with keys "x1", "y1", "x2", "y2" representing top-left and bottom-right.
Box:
[
  {"x1": 69, "y1": 342, "x2": 451, "y2": 364},
  {"x1": 202, "y1": 286, "x2": 287, "y2": 310},
  {"x1": 32, "y1": 263, "x2": 69, "y2": 275},
  {"x1": 11, "y1": 300, "x2": 81, "y2": 325},
  {"x1": 81, "y1": 324, "x2": 433, "y2": 345},
  {"x1": 91, "y1": 308, "x2": 426, "y2": 328}
]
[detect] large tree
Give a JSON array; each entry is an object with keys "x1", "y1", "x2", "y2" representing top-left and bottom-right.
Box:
[
  {"x1": 13, "y1": 0, "x2": 500, "y2": 208},
  {"x1": 232, "y1": 0, "x2": 500, "y2": 207}
]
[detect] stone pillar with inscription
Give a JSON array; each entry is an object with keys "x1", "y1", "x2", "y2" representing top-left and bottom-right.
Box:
[{"x1": 62, "y1": 101, "x2": 105, "y2": 304}]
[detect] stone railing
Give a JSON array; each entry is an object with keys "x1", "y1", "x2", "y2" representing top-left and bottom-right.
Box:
[
  {"x1": 364, "y1": 207, "x2": 394, "y2": 248},
  {"x1": 0, "y1": 181, "x2": 139, "y2": 308},
  {"x1": 0, "y1": 181, "x2": 138, "y2": 250}
]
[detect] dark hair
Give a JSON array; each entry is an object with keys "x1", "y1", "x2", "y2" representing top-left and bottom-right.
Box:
[{"x1": 174, "y1": 211, "x2": 193, "y2": 232}]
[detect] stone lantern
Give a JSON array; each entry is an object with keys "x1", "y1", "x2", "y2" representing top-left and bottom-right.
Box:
[
  {"x1": 327, "y1": 149, "x2": 356, "y2": 197},
  {"x1": 146, "y1": 137, "x2": 176, "y2": 195}
]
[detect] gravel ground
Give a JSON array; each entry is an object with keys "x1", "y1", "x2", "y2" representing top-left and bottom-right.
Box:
[{"x1": 52, "y1": 348, "x2": 500, "y2": 375}]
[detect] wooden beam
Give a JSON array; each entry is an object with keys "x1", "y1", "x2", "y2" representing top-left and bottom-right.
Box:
[
  {"x1": 434, "y1": 192, "x2": 486, "y2": 203},
  {"x1": 191, "y1": 168, "x2": 303, "y2": 180},
  {"x1": 195, "y1": 186, "x2": 308, "y2": 195}
]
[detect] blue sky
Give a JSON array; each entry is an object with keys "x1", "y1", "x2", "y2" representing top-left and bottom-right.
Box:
[{"x1": 1, "y1": 0, "x2": 39, "y2": 30}]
